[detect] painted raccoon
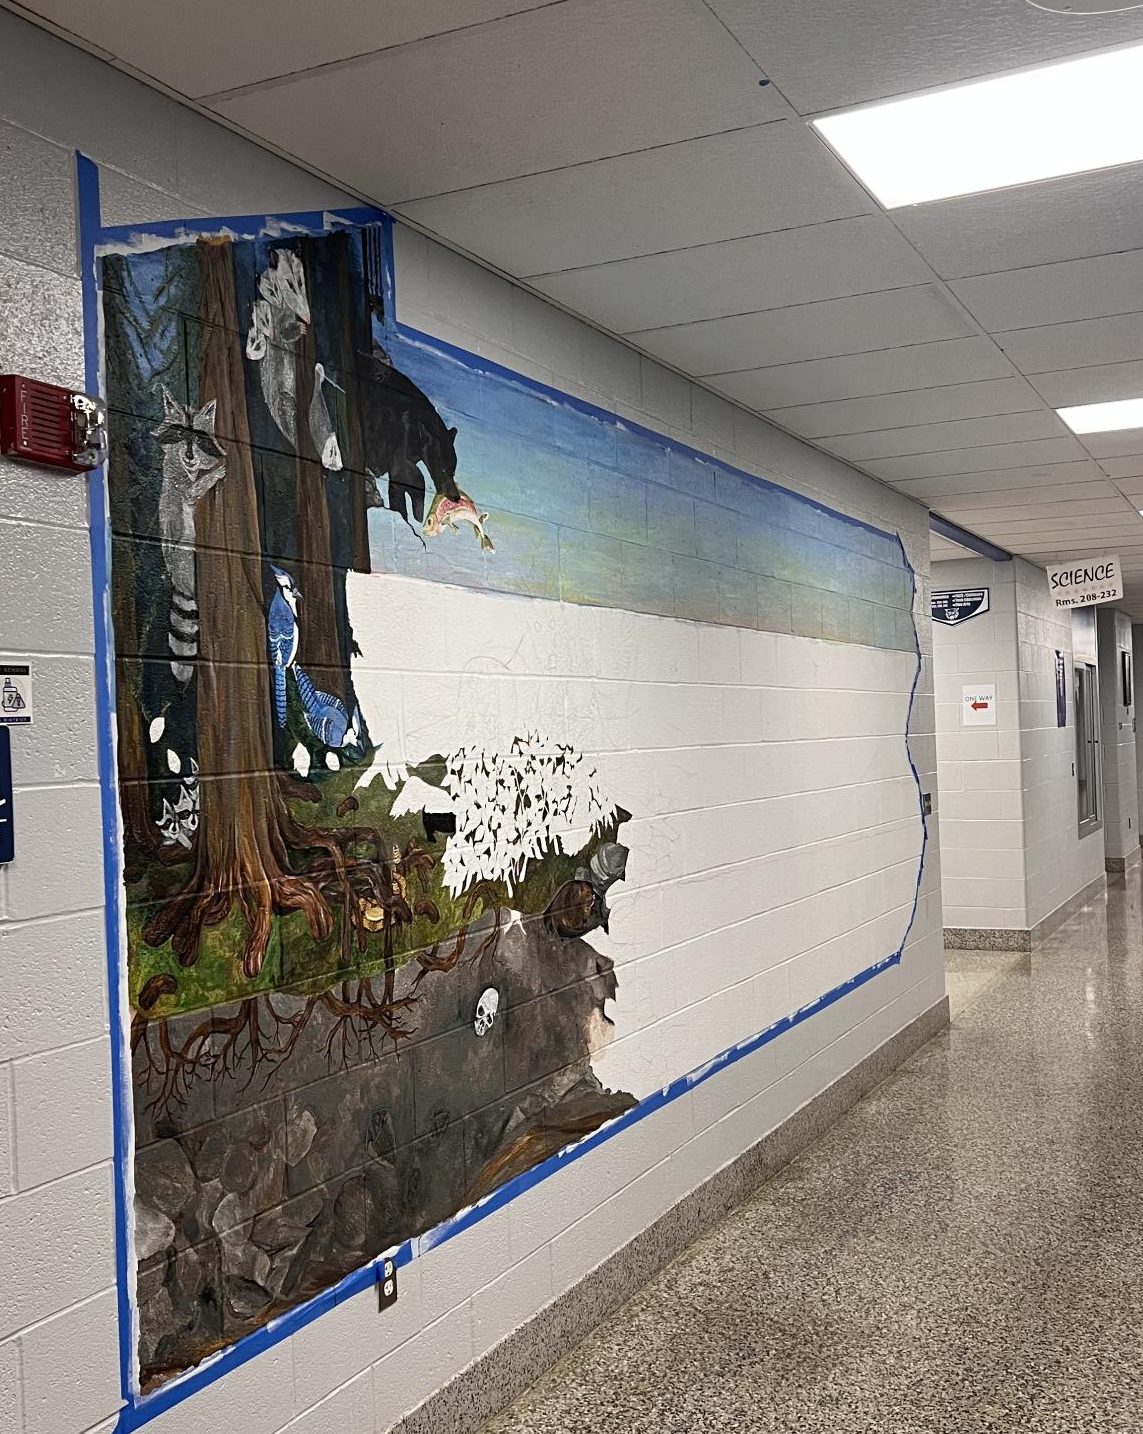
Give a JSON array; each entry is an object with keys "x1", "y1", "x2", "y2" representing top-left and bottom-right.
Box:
[{"x1": 152, "y1": 390, "x2": 227, "y2": 684}]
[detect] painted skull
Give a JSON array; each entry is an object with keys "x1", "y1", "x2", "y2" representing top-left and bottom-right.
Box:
[{"x1": 473, "y1": 987, "x2": 500, "y2": 1038}]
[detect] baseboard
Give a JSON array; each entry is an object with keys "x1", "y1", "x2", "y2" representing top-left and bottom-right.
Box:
[
  {"x1": 1030, "y1": 873, "x2": 1108, "y2": 944},
  {"x1": 944, "y1": 927, "x2": 1031, "y2": 952},
  {"x1": 388, "y1": 994, "x2": 951, "y2": 1434},
  {"x1": 945, "y1": 871, "x2": 1110, "y2": 952}
]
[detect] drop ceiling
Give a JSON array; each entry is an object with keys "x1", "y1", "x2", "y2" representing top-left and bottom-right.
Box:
[{"x1": 10, "y1": 0, "x2": 1143, "y2": 609}]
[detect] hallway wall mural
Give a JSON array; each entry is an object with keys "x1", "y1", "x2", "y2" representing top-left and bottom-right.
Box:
[{"x1": 97, "y1": 214, "x2": 924, "y2": 1397}]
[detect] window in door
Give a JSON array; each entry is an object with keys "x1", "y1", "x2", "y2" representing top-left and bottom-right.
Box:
[{"x1": 1075, "y1": 660, "x2": 1101, "y2": 836}]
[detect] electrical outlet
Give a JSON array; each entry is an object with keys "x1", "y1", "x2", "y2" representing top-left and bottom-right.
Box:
[
  {"x1": 377, "y1": 1258, "x2": 398, "y2": 1311},
  {"x1": 921, "y1": 792, "x2": 933, "y2": 816}
]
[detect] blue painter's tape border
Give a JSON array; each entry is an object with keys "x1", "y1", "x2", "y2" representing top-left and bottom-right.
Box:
[
  {"x1": 898, "y1": 535, "x2": 929, "y2": 952},
  {"x1": 77, "y1": 152, "x2": 138, "y2": 1429},
  {"x1": 84, "y1": 177, "x2": 927, "y2": 1433},
  {"x1": 96, "y1": 204, "x2": 388, "y2": 249}
]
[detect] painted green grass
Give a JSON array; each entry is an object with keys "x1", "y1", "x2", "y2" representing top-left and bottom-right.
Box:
[{"x1": 127, "y1": 751, "x2": 616, "y2": 1021}]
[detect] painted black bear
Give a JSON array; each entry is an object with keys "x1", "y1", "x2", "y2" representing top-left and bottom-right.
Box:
[{"x1": 357, "y1": 345, "x2": 461, "y2": 528}]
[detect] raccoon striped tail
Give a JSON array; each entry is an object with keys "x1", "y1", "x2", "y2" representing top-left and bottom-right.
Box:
[{"x1": 168, "y1": 587, "x2": 199, "y2": 685}]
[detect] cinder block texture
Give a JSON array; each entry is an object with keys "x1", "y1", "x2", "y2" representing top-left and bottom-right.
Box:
[{"x1": 0, "y1": 10, "x2": 942, "y2": 1434}]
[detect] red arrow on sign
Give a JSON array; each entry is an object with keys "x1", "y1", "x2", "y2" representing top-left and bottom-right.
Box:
[{"x1": 971, "y1": 700, "x2": 989, "y2": 710}]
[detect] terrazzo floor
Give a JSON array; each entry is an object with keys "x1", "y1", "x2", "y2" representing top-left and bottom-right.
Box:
[{"x1": 481, "y1": 874, "x2": 1143, "y2": 1433}]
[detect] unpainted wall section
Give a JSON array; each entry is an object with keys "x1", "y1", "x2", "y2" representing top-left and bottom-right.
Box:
[
  {"x1": 931, "y1": 557, "x2": 1023, "y2": 931},
  {"x1": 933, "y1": 557, "x2": 1109, "y2": 933},
  {"x1": 1016, "y1": 560, "x2": 1104, "y2": 927},
  {"x1": 1097, "y1": 607, "x2": 1139, "y2": 866},
  {"x1": 0, "y1": 13, "x2": 942, "y2": 1434}
]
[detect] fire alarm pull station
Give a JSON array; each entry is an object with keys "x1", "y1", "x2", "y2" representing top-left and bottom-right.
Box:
[{"x1": 0, "y1": 374, "x2": 107, "y2": 473}]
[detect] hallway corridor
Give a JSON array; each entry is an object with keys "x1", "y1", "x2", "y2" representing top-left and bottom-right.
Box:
[{"x1": 483, "y1": 876, "x2": 1143, "y2": 1433}]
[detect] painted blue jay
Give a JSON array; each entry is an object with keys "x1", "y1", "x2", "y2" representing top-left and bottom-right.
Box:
[
  {"x1": 294, "y1": 665, "x2": 361, "y2": 749},
  {"x1": 268, "y1": 566, "x2": 300, "y2": 728}
]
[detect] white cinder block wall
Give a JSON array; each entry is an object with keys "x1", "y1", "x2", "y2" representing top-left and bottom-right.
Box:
[
  {"x1": 1097, "y1": 607, "x2": 1139, "y2": 866},
  {"x1": 0, "y1": 11, "x2": 943, "y2": 1434},
  {"x1": 933, "y1": 556, "x2": 1105, "y2": 934},
  {"x1": 932, "y1": 557, "x2": 1023, "y2": 930},
  {"x1": 1017, "y1": 560, "x2": 1104, "y2": 925}
]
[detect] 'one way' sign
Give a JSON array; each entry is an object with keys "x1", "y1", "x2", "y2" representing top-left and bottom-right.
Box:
[{"x1": 962, "y1": 683, "x2": 997, "y2": 728}]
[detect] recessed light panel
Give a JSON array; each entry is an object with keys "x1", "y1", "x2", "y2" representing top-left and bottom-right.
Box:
[
  {"x1": 1058, "y1": 398, "x2": 1143, "y2": 434},
  {"x1": 814, "y1": 43, "x2": 1143, "y2": 208}
]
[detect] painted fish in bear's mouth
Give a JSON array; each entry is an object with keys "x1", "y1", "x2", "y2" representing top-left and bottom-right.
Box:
[{"x1": 423, "y1": 490, "x2": 495, "y2": 552}]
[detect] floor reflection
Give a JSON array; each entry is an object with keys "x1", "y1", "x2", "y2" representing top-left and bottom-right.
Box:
[{"x1": 484, "y1": 871, "x2": 1143, "y2": 1433}]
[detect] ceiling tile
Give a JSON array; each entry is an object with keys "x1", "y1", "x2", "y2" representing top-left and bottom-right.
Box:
[
  {"x1": 994, "y1": 312, "x2": 1143, "y2": 375},
  {"x1": 889, "y1": 462, "x2": 1108, "y2": 501},
  {"x1": 17, "y1": 0, "x2": 558, "y2": 97},
  {"x1": 1030, "y1": 361, "x2": 1143, "y2": 409},
  {"x1": 1101, "y1": 457, "x2": 1143, "y2": 480},
  {"x1": 1022, "y1": 541, "x2": 1143, "y2": 554},
  {"x1": 951, "y1": 249, "x2": 1143, "y2": 334},
  {"x1": 526, "y1": 215, "x2": 930, "y2": 333},
  {"x1": 865, "y1": 436, "x2": 1088, "y2": 481},
  {"x1": 909, "y1": 482, "x2": 1114, "y2": 511},
  {"x1": 893, "y1": 165, "x2": 1143, "y2": 283},
  {"x1": 706, "y1": 0, "x2": 1143, "y2": 114},
  {"x1": 767, "y1": 377, "x2": 1042, "y2": 439},
  {"x1": 638, "y1": 285, "x2": 975, "y2": 376},
  {"x1": 397, "y1": 120, "x2": 870, "y2": 276},
  {"x1": 943, "y1": 497, "x2": 1128, "y2": 524},
  {"x1": 977, "y1": 535, "x2": 1136, "y2": 553},
  {"x1": 1079, "y1": 431, "x2": 1143, "y2": 459},
  {"x1": 212, "y1": 0, "x2": 781, "y2": 201},
  {"x1": 994, "y1": 532, "x2": 1141, "y2": 546},
  {"x1": 823, "y1": 410, "x2": 1064, "y2": 463},
  {"x1": 714, "y1": 338, "x2": 1016, "y2": 409},
  {"x1": 961, "y1": 512, "x2": 1138, "y2": 533}
]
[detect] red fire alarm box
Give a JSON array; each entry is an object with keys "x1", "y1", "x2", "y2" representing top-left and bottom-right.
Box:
[{"x1": 0, "y1": 374, "x2": 106, "y2": 473}]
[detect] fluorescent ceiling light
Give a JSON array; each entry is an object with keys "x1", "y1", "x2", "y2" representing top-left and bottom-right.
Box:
[
  {"x1": 1058, "y1": 398, "x2": 1143, "y2": 434},
  {"x1": 814, "y1": 43, "x2": 1143, "y2": 207}
]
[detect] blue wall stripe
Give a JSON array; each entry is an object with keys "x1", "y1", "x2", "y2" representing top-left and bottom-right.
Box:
[
  {"x1": 85, "y1": 179, "x2": 928, "y2": 1432},
  {"x1": 929, "y1": 511, "x2": 1012, "y2": 563}
]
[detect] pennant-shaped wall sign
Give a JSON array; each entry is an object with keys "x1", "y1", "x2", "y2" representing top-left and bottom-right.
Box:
[{"x1": 931, "y1": 588, "x2": 990, "y2": 626}]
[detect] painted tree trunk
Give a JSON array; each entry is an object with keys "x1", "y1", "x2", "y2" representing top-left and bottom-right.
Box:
[{"x1": 142, "y1": 240, "x2": 333, "y2": 977}]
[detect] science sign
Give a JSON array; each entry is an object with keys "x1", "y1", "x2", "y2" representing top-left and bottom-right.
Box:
[
  {"x1": 1044, "y1": 556, "x2": 1122, "y2": 611},
  {"x1": 931, "y1": 588, "x2": 989, "y2": 626}
]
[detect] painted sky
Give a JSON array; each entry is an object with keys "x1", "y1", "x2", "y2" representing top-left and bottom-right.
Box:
[{"x1": 373, "y1": 334, "x2": 916, "y2": 653}]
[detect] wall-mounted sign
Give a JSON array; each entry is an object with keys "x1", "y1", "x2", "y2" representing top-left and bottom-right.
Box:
[
  {"x1": 1055, "y1": 650, "x2": 1067, "y2": 728},
  {"x1": 963, "y1": 682, "x2": 996, "y2": 727},
  {"x1": 0, "y1": 663, "x2": 31, "y2": 725},
  {"x1": 1045, "y1": 555, "x2": 1122, "y2": 611},
  {"x1": 931, "y1": 588, "x2": 990, "y2": 625},
  {"x1": 0, "y1": 728, "x2": 12, "y2": 864}
]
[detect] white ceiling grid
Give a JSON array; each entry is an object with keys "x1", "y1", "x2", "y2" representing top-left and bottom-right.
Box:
[{"x1": 10, "y1": 0, "x2": 1143, "y2": 606}]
